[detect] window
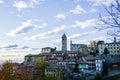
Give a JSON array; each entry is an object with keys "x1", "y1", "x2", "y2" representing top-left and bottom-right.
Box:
[{"x1": 118, "y1": 51, "x2": 119, "y2": 53}]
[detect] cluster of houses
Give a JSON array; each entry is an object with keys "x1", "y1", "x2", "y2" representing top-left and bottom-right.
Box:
[{"x1": 16, "y1": 33, "x2": 120, "y2": 79}]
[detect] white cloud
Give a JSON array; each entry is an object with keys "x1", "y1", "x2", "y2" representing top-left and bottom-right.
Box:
[
  {"x1": 0, "y1": 47, "x2": 41, "y2": 63},
  {"x1": 75, "y1": 39, "x2": 89, "y2": 44},
  {"x1": 75, "y1": 0, "x2": 81, "y2": 2},
  {"x1": 74, "y1": 36, "x2": 106, "y2": 44},
  {"x1": 0, "y1": 0, "x2": 4, "y2": 4},
  {"x1": 34, "y1": 23, "x2": 47, "y2": 29},
  {"x1": 87, "y1": 0, "x2": 115, "y2": 6},
  {"x1": 70, "y1": 5, "x2": 85, "y2": 14},
  {"x1": 93, "y1": 36, "x2": 105, "y2": 41},
  {"x1": 13, "y1": 0, "x2": 45, "y2": 10},
  {"x1": 13, "y1": 1, "x2": 28, "y2": 10},
  {"x1": 17, "y1": 14, "x2": 23, "y2": 17},
  {"x1": 64, "y1": 0, "x2": 81, "y2": 2},
  {"x1": 25, "y1": 25, "x2": 66, "y2": 40},
  {"x1": 29, "y1": 0, "x2": 44, "y2": 7},
  {"x1": 68, "y1": 31, "x2": 97, "y2": 39},
  {"x1": 7, "y1": 20, "x2": 46, "y2": 36},
  {"x1": 72, "y1": 19, "x2": 100, "y2": 28},
  {"x1": 55, "y1": 13, "x2": 66, "y2": 20},
  {"x1": 7, "y1": 20, "x2": 33, "y2": 36},
  {"x1": 89, "y1": 8, "x2": 97, "y2": 13}
]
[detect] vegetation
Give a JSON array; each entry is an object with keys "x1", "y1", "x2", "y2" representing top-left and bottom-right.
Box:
[
  {"x1": 89, "y1": 41, "x2": 99, "y2": 56},
  {"x1": 35, "y1": 61, "x2": 49, "y2": 80},
  {"x1": 57, "y1": 68, "x2": 63, "y2": 80},
  {"x1": 44, "y1": 74, "x2": 55, "y2": 80},
  {"x1": 0, "y1": 60, "x2": 33, "y2": 80},
  {"x1": 103, "y1": 47, "x2": 109, "y2": 55},
  {"x1": 103, "y1": 74, "x2": 120, "y2": 80},
  {"x1": 98, "y1": 0, "x2": 120, "y2": 37},
  {"x1": 93, "y1": 72, "x2": 102, "y2": 80},
  {"x1": 0, "y1": 61, "x2": 15, "y2": 80}
]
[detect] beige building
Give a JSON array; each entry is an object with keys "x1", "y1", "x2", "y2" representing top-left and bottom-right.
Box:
[
  {"x1": 24, "y1": 53, "x2": 51, "y2": 64},
  {"x1": 42, "y1": 47, "x2": 53, "y2": 53}
]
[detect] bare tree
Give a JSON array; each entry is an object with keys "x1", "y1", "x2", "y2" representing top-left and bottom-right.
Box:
[{"x1": 98, "y1": 0, "x2": 120, "y2": 38}]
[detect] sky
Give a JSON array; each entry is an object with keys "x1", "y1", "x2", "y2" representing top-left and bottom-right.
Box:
[{"x1": 0, "y1": 0, "x2": 115, "y2": 63}]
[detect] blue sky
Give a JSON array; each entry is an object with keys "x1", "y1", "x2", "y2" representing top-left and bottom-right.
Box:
[{"x1": 0, "y1": 0, "x2": 115, "y2": 63}]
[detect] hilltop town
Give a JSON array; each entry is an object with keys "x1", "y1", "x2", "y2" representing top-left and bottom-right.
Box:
[{"x1": 12, "y1": 33, "x2": 120, "y2": 80}]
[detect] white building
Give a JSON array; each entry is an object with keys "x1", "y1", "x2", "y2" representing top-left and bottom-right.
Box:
[
  {"x1": 84, "y1": 56, "x2": 104, "y2": 74},
  {"x1": 98, "y1": 40, "x2": 120, "y2": 55}
]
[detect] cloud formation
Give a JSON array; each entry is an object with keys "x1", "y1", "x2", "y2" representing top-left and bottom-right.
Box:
[
  {"x1": 3, "y1": 44, "x2": 18, "y2": 49},
  {"x1": 87, "y1": 0, "x2": 115, "y2": 6},
  {"x1": 25, "y1": 25, "x2": 66, "y2": 40},
  {"x1": 68, "y1": 31, "x2": 97, "y2": 39},
  {"x1": 7, "y1": 20, "x2": 46, "y2": 36},
  {"x1": 13, "y1": 0, "x2": 45, "y2": 10},
  {"x1": 0, "y1": 44, "x2": 39, "y2": 50},
  {"x1": 89, "y1": 8, "x2": 97, "y2": 13},
  {"x1": 72, "y1": 19, "x2": 100, "y2": 28},
  {"x1": 70, "y1": 5, "x2": 85, "y2": 14},
  {"x1": 7, "y1": 20, "x2": 33, "y2": 36},
  {"x1": 0, "y1": 0, "x2": 4, "y2": 4},
  {"x1": 55, "y1": 13, "x2": 66, "y2": 20}
]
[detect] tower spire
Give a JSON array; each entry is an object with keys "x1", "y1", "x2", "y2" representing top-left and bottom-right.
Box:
[
  {"x1": 70, "y1": 40, "x2": 72, "y2": 51},
  {"x1": 114, "y1": 37, "x2": 117, "y2": 43},
  {"x1": 61, "y1": 33, "x2": 67, "y2": 52}
]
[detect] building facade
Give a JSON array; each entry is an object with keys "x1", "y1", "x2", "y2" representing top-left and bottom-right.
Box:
[
  {"x1": 70, "y1": 40, "x2": 88, "y2": 54},
  {"x1": 84, "y1": 56, "x2": 104, "y2": 74},
  {"x1": 98, "y1": 42, "x2": 120, "y2": 55},
  {"x1": 41, "y1": 47, "x2": 53, "y2": 53}
]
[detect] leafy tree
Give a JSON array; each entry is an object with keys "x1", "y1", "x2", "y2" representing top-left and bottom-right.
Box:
[
  {"x1": 44, "y1": 74, "x2": 55, "y2": 80},
  {"x1": 0, "y1": 61, "x2": 15, "y2": 80},
  {"x1": 94, "y1": 72, "x2": 102, "y2": 80},
  {"x1": 35, "y1": 61, "x2": 49, "y2": 80},
  {"x1": 57, "y1": 68, "x2": 63, "y2": 80},
  {"x1": 98, "y1": 0, "x2": 120, "y2": 37},
  {"x1": 51, "y1": 47, "x2": 57, "y2": 52},
  {"x1": 103, "y1": 47, "x2": 109, "y2": 55},
  {"x1": 14, "y1": 72, "x2": 33, "y2": 80},
  {"x1": 1, "y1": 60, "x2": 15, "y2": 74},
  {"x1": 89, "y1": 41, "x2": 99, "y2": 56},
  {"x1": 0, "y1": 60, "x2": 33, "y2": 80}
]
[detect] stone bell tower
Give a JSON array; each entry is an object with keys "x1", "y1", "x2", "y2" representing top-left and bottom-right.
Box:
[{"x1": 62, "y1": 33, "x2": 67, "y2": 52}]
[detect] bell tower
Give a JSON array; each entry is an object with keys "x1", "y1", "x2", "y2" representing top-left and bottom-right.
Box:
[
  {"x1": 62, "y1": 33, "x2": 67, "y2": 52},
  {"x1": 70, "y1": 40, "x2": 72, "y2": 51}
]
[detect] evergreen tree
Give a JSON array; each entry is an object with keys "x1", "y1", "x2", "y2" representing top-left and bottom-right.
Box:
[
  {"x1": 94, "y1": 72, "x2": 102, "y2": 80},
  {"x1": 103, "y1": 47, "x2": 109, "y2": 55}
]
